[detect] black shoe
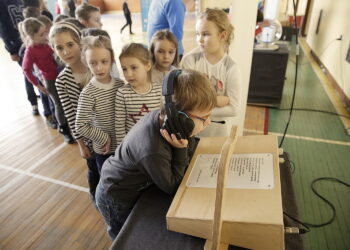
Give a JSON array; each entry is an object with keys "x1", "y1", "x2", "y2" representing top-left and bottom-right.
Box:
[
  {"x1": 63, "y1": 134, "x2": 75, "y2": 144},
  {"x1": 46, "y1": 115, "x2": 58, "y2": 129},
  {"x1": 59, "y1": 125, "x2": 75, "y2": 144},
  {"x1": 130, "y1": 32, "x2": 135, "y2": 35}
]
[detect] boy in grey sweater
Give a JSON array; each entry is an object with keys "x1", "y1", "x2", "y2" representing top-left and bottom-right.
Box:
[{"x1": 96, "y1": 69, "x2": 217, "y2": 239}]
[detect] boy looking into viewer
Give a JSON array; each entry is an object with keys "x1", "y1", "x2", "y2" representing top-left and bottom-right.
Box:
[{"x1": 95, "y1": 69, "x2": 217, "y2": 239}]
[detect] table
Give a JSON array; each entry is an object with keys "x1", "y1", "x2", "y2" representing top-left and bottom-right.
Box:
[
  {"x1": 111, "y1": 152, "x2": 304, "y2": 250},
  {"x1": 248, "y1": 44, "x2": 289, "y2": 105}
]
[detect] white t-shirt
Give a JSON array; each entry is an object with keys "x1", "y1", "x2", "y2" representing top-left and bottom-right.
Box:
[
  {"x1": 151, "y1": 65, "x2": 177, "y2": 85},
  {"x1": 181, "y1": 48, "x2": 241, "y2": 137}
]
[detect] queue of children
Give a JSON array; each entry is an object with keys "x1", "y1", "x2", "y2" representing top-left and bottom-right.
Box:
[{"x1": 8, "y1": 3, "x2": 242, "y2": 241}]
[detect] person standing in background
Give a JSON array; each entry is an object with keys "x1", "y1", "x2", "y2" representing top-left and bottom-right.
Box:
[
  {"x1": 0, "y1": 0, "x2": 41, "y2": 115},
  {"x1": 147, "y1": 0, "x2": 186, "y2": 59},
  {"x1": 68, "y1": 0, "x2": 83, "y2": 18},
  {"x1": 120, "y1": 0, "x2": 134, "y2": 35},
  {"x1": 23, "y1": 0, "x2": 53, "y2": 21},
  {"x1": 75, "y1": 3, "x2": 102, "y2": 28}
]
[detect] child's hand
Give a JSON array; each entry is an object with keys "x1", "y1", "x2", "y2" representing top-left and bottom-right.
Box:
[
  {"x1": 37, "y1": 84, "x2": 49, "y2": 95},
  {"x1": 160, "y1": 129, "x2": 188, "y2": 148},
  {"x1": 78, "y1": 141, "x2": 92, "y2": 159},
  {"x1": 102, "y1": 137, "x2": 111, "y2": 155},
  {"x1": 10, "y1": 54, "x2": 20, "y2": 62},
  {"x1": 216, "y1": 96, "x2": 229, "y2": 107}
]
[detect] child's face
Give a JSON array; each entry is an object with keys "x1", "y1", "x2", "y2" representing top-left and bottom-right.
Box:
[
  {"x1": 52, "y1": 32, "x2": 81, "y2": 66},
  {"x1": 196, "y1": 19, "x2": 226, "y2": 55},
  {"x1": 153, "y1": 39, "x2": 176, "y2": 71},
  {"x1": 86, "y1": 47, "x2": 112, "y2": 83},
  {"x1": 86, "y1": 11, "x2": 102, "y2": 28},
  {"x1": 186, "y1": 108, "x2": 212, "y2": 136},
  {"x1": 120, "y1": 57, "x2": 151, "y2": 88},
  {"x1": 31, "y1": 26, "x2": 48, "y2": 45}
]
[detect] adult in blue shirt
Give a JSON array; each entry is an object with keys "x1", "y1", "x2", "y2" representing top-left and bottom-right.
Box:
[{"x1": 147, "y1": 0, "x2": 186, "y2": 58}]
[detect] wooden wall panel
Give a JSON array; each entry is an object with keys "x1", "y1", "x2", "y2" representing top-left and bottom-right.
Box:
[{"x1": 100, "y1": 0, "x2": 194, "y2": 13}]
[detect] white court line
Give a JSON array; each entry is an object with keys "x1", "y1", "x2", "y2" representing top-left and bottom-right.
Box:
[
  {"x1": 27, "y1": 142, "x2": 67, "y2": 172},
  {"x1": 0, "y1": 164, "x2": 89, "y2": 193},
  {"x1": 0, "y1": 142, "x2": 79, "y2": 195},
  {"x1": 244, "y1": 129, "x2": 350, "y2": 146}
]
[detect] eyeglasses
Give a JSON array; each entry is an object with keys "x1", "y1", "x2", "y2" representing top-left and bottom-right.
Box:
[{"x1": 179, "y1": 111, "x2": 210, "y2": 125}]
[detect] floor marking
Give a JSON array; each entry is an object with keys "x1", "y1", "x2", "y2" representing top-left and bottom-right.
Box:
[
  {"x1": 0, "y1": 143, "x2": 69, "y2": 194},
  {"x1": 27, "y1": 142, "x2": 67, "y2": 172},
  {"x1": 0, "y1": 164, "x2": 89, "y2": 194},
  {"x1": 244, "y1": 129, "x2": 350, "y2": 146}
]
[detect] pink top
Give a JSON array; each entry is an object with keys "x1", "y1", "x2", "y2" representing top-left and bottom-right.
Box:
[{"x1": 22, "y1": 44, "x2": 58, "y2": 86}]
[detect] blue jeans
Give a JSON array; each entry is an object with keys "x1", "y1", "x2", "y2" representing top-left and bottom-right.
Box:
[{"x1": 95, "y1": 184, "x2": 135, "y2": 240}]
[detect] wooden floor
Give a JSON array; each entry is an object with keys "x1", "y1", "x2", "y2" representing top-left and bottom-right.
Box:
[
  {"x1": 3, "y1": 11, "x2": 349, "y2": 250},
  {"x1": 0, "y1": 13, "x2": 266, "y2": 249}
]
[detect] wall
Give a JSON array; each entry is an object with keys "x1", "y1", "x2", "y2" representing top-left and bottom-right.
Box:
[
  {"x1": 306, "y1": 0, "x2": 350, "y2": 98},
  {"x1": 228, "y1": 0, "x2": 258, "y2": 135},
  {"x1": 200, "y1": 0, "x2": 232, "y2": 10},
  {"x1": 92, "y1": 0, "x2": 195, "y2": 13},
  {"x1": 46, "y1": 0, "x2": 57, "y2": 17},
  {"x1": 103, "y1": 0, "x2": 139, "y2": 12}
]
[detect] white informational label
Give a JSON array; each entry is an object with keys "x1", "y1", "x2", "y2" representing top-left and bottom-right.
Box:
[{"x1": 186, "y1": 153, "x2": 274, "y2": 189}]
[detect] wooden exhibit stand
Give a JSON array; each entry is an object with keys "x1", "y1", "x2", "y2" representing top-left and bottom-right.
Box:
[{"x1": 166, "y1": 129, "x2": 284, "y2": 250}]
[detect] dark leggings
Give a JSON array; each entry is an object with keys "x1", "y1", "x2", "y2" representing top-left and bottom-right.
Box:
[
  {"x1": 45, "y1": 79, "x2": 67, "y2": 126},
  {"x1": 86, "y1": 154, "x2": 100, "y2": 200},
  {"x1": 121, "y1": 14, "x2": 133, "y2": 33},
  {"x1": 24, "y1": 75, "x2": 38, "y2": 106},
  {"x1": 95, "y1": 153, "x2": 112, "y2": 173}
]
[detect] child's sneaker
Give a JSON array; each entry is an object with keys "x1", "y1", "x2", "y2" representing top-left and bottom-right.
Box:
[
  {"x1": 46, "y1": 115, "x2": 58, "y2": 129},
  {"x1": 32, "y1": 105, "x2": 39, "y2": 116}
]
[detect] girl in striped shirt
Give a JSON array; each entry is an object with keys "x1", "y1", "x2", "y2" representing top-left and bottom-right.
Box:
[
  {"x1": 116, "y1": 43, "x2": 162, "y2": 146},
  {"x1": 50, "y1": 22, "x2": 100, "y2": 201},
  {"x1": 76, "y1": 35, "x2": 124, "y2": 172}
]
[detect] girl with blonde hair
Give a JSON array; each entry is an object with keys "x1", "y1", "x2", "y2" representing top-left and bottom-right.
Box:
[{"x1": 181, "y1": 8, "x2": 241, "y2": 137}]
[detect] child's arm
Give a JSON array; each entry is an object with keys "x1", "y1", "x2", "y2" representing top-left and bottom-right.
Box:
[
  {"x1": 22, "y1": 47, "x2": 48, "y2": 95},
  {"x1": 212, "y1": 64, "x2": 241, "y2": 117},
  {"x1": 75, "y1": 89, "x2": 110, "y2": 148},
  {"x1": 137, "y1": 135, "x2": 194, "y2": 194},
  {"x1": 77, "y1": 139, "x2": 92, "y2": 159},
  {"x1": 216, "y1": 96, "x2": 230, "y2": 107},
  {"x1": 55, "y1": 74, "x2": 84, "y2": 141},
  {"x1": 22, "y1": 47, "x2": 39, "y2": 86},
  {"x1": 115, "y1": 89, "x2": 127, "y2": 146}
]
